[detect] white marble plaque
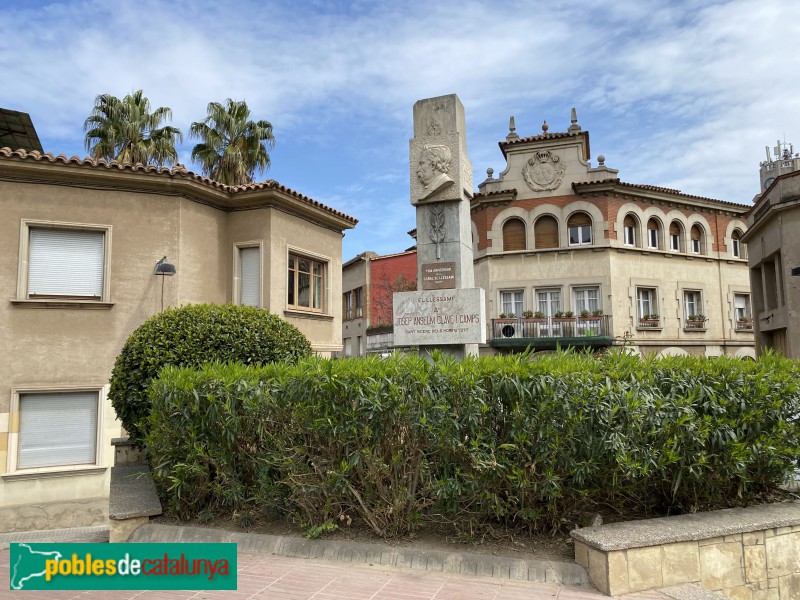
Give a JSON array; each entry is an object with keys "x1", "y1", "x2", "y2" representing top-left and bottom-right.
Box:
[{"x1": 393, "y1": 288, "x2": 486, "y2": 346}]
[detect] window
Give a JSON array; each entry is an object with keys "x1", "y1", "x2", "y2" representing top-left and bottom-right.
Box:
[
  {"x1": 623, "y1": 215, "x2": 637, "y2": 246},
  {"x1": 343, "y1": 291, "x2": 353, "y2": 320},
  {"x1": 669, "y1": 221, "x2": 682, "y2": 252},
  {"x1": 573, "y1": 286, "x2": 600, "y2": 314},
  {"x1": 354, "y1": 287, "x2": 363, "y2": 318},
  {"x1": 568, "y1": 212, "x2": 592, "y2": 245},
  {"x1": 683, "y1": 290, "x2": 703, "y2": 325},
  {"x1": 288, "y1": 253, "x2": 325, "y2": 312},
  {"x1": 343, "y1": 287, "x2": 363, "y2": 320},
  {"x1": 238, "y1": 246, "x2": 261, "y2": 307},
  {"x1": 16, "y1": 391, "x2": 99, "y2": 470},
  {"x1": 690, "y1": 225, "x2": 703, "y2": 254},
  {"x1": 20, "y1": 223, "x2": 110, "y2": 301},
  {"x1": 500, "y1": 290, "x2": 524, "y2": 317},
  {"x1": 534, "y1": 215, "x2": 559, "y2": 249},
  {"x1": 734, "y1": 293, "x2": 751, "y2": 323},
  {"x1": 537, "y1": 289, "x2": 561, "y2": 316},
  {"x1": 636, "y1": 287, "x2": 657, "y2": 320},
  {"x1": 502, "y1": 218, "x2": 526, "y2": 251},
  {"x1": 647, "y1": 219, "x2": 660, "y2": 249},
  {"x1": 731, "y1": 229, "x2": 744, "y2": 259}
]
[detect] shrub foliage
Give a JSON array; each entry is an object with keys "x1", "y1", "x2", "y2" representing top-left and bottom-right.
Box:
[
  {"x1": 145, "y1": 351, "x2": 800, "y2": 535},
  {"x1": 109, "y1": 303, "x2": 312, "y2": 443}
]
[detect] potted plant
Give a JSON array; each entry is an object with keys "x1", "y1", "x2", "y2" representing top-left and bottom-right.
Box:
[
  {"x1": 580, "y1": 309, "x2": 590, "y2": 318},
  {"x1": 736, "y1": 315, "x2": 753, "y2": 330},
  {"x1": 638, "y1": 313, "x2": 660, "y2": 328},
  {"x1": 592, "y1": 309, "x2": 604, "y2": 317},
  {"x1": 685, "y1": 314, "x2": 707, "y2": 329}
]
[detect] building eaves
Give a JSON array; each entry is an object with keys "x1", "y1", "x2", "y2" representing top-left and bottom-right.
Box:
[
  {"x1": 573, "y1": 178, "x2": 750, "y2": 211},
  {"x1": 498, "y1": 130, "x2": 590, "y2": 160},
  {"x1": 0, "y1": 147, "x2": 358, "y2": 226}
]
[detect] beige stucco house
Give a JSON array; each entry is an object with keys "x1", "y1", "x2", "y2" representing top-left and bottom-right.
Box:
[
  {"x1": 0, "y1": 147, "x2": 356, "y2": 533},
  {"x1": 471, "y1": 112, "x2": 754, "y2": 358}
]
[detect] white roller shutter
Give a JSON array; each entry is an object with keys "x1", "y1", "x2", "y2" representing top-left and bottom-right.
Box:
[
  {"x1": 18, "y1": 391, "x2": 98, "y2": 469},
  {"x1": 239, "y1": 247, "x2": 261, "y2": 307},
  {"x1": 28, "y1": 229, "x2": 104, "y2": 297}
]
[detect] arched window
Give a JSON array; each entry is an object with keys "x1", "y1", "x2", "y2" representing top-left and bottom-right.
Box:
[
  {"x1": 568, "y1": 212, "x2": 592, "y2": 246},
  {"x1": 731, "y1": 229, "x2": 745, "y2": 259},
  {"x1": 534, "y1": 215, "x2": 559, "y2": 249},
  {"x1": 690, "y1": 224, "x2": 704, "y2": 254},
  {"x1": 623, "y1": 214, "x2": 638, "y2": 246},
  {"x1": 669, "y1": 221, "x2": 682, "y2": 252},
  {"x1": 646, "y1": 218, "x2": 660, "y2": 250},
  {"x1": 502, "y1": 218, "x2": 526, "y2": 251}
]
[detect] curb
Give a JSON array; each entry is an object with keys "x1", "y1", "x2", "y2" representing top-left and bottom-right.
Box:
[
  {"x1": 0, "y1": 526, "x2": 109, "y2": 550},
  {"x1": 130, "y1": 522, "x2": 589, "y2": 586}
]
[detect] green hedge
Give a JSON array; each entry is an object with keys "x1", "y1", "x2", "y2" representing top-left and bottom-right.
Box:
[
  {"x1": 109, "y1": 303, "x2": 312, "y2": 443},
  {"x1": 145, "y1": 351, "x2": 800, "y2": 535}
]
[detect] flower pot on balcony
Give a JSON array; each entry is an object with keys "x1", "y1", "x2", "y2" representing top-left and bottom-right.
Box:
[{"x1": 638, "y1": 319, "x2": 660, "y2": 328}]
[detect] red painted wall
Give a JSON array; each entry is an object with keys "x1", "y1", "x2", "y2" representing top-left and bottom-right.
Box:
[{"x1": 369, "y1": 251, "x2": 417, "y2": 325}]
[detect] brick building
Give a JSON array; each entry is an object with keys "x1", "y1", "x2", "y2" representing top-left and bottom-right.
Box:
[{"x1": 469, "y1": 111, "x2": 754, "y2": 357}]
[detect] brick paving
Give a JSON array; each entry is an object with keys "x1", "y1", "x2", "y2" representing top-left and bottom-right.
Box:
[{"x1": 0, "y1": 545, "x2": 669, "y2": 599}]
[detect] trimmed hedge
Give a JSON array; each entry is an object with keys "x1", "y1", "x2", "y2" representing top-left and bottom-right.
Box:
[
  {"x1": 145, "y1": 351, "x2": 800, "y2": 535},
  {"x1": 109, "y1": 303, "x2": 312, "y2": 443}
]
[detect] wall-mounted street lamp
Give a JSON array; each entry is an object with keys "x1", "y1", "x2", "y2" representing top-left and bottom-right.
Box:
[
  {"x1": 154, "y1": 256, "x2": 176, "y2": 276},
  {"x1": 154, "y1": 256, "x2": 176, "y2": 310}
]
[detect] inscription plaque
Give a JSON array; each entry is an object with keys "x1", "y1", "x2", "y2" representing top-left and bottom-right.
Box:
[
  {"x1": 421, "y1": 262, "x2": 456, "y2": 290},
  {"x1": 393, "y1": 288, "x2": 486, "y2": 346}
]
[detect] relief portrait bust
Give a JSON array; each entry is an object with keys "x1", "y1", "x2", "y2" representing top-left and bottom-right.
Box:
[{"x1": 416, "y1": 144, "x2": 454, "y2": 201}]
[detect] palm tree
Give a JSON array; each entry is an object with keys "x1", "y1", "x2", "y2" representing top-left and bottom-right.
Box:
[
  {"x1": 190, "y1": 99, "x2": 275, "y2": 186},
  {"x1": 84, "y1": 90, "x2": 182, "y2": 166}
]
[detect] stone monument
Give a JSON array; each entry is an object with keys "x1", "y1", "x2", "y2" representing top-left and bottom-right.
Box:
[{"x1": 393, "y1": 94, "x2": 485, "y2": 358}]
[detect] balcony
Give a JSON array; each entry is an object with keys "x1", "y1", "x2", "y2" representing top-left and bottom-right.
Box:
[{"x1": 490, "y1": 316, "x2": 614, "y2": 350}]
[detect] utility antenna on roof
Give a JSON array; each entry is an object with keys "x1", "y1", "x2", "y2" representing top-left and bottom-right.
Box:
[{"x1": 773, "y1": 137, "x2": 794, "y2": 160}]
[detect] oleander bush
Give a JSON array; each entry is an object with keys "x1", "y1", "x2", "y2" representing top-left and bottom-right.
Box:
[
  {"x1": 145, "y1": 350, "x2": 800, "y2": 536},
  {"x1": 108, "y1": 303, "x2": 312, "y2": 444}
]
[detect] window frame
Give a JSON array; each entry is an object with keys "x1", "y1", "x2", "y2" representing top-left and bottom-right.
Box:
[
  {"x1": 647, "y1": 225, "x2": 659, "y2": 250},
  {"x1": 734, "y1": 293, "x2": 752, "y2": 328},
  {"x1": 287, "y1": 250, "x2": 328, "y2": 314},
  {"x1": 568, "y1": 222, "x2": 592, "y2": 246},
  {"x1": 572, "y1": 286, "x2": 601, "y2": 314},
  {"x1": 5, "y1": 385, "x2": 106, "y2": 478},
  {"x1": 636, "y1": 287, "x2": 658, "y2": 321},
  {"x1": 233, "y1": 241, "x2": 262, "y2": 308},
  {"x1": 500, "y1": 289, "x2": 524, "y2": 317},
  {"x1": 683, "y1": 290, "x2": 701, "y2": 319},
  {"x1": 15, "y1": 219, "x2": 113, "y2": 306}
]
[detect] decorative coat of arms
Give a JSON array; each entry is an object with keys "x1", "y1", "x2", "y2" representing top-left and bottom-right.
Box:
[{"x1": 522, "y1": 150, "x2": 566, "y2": 191}]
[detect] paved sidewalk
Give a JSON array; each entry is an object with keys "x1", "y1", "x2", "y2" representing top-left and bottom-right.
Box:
[{"x1": 0, "y1": 546, "x2": 668, "y2": 600}]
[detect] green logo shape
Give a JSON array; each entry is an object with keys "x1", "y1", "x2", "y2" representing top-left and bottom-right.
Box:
[{"x1": 10, "y1": 542, "x2": 237, "y2": 590}]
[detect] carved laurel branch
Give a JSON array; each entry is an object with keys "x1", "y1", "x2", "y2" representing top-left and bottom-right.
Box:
[{"x1": 429, "y1": 203, "x2": 446, "y2": 245}]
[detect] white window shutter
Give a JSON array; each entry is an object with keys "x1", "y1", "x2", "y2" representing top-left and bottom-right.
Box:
[
  {"x1": 239, "y1": 247, "x2": 261, "y2": 307},
  {"x1": 18, "y1": 392, "x2": 98, "y2": 469},
  {"x1": 28, "y1": 229, "x2": 104, "y2": 297}
]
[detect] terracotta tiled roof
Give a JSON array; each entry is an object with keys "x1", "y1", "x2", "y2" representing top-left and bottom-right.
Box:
[
  {"x1": 573, "y1": 178, "x2": 750, "y2": 209},
  {"x1": 499, "y1": 130, "x2": 590, "y2": 160},
  {"x1": 0, "y1": 147, "x2": 358, "y2": 225}
]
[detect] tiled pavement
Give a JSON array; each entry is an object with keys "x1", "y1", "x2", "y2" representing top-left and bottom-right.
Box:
[{"x1": 0, "y1": 545, "x2": 669, "y2": 600}]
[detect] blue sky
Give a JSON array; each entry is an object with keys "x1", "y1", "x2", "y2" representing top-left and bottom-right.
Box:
[{"x1": 2, "y1": 0, "x2": 799, "y2": 260}]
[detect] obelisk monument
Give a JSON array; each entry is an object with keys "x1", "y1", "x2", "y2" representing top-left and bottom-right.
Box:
[{"x1": 393, "y1": 94, "x2": 485, "y2": 358}]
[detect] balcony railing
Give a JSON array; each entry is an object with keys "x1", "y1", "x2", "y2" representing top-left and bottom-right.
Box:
[{"x1": 491, "y1": 315, "x2": 612, "y2": 345}]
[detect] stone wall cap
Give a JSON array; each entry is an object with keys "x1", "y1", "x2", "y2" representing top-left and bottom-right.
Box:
[
  {"x1": 109, "y1": 466, "x2": 163, "y2": 520},
  {"x1": 570, "y1": 501, "x2": 800, "y2": 551}
]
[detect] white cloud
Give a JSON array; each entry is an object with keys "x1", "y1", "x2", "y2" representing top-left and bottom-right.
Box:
[{"x1": 2, "y1": 0, "x2": 799, "y2": 254}]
